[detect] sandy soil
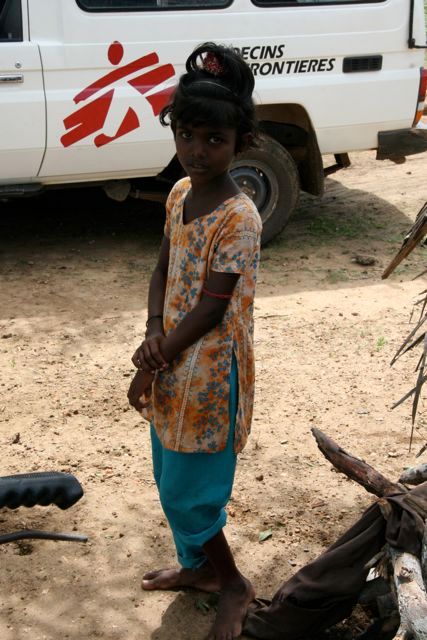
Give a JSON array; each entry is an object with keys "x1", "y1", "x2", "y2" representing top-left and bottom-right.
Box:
[{"x1": 1, "y1": 129, "x2": 427, "y2": 639}]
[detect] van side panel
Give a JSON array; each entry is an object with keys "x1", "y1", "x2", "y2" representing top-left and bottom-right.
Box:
[
  {"x1": 237, "y1": 0, "x2": 423, "y2": 153},
  {"x1": 28, "y1": 0, "x2": 424, "y2": 183},
  {"x1": 0, "y1": 2, "x2": 46, "y2": 183}
]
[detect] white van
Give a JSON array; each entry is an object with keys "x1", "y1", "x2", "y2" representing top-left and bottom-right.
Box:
[{"x1": 1, "y1": 0, "x2": 426, "y2": 243}]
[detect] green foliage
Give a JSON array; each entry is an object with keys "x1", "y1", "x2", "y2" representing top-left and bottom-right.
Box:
[
  {"x1": 307, "y1": 215, "x2": 369, "y2": 240},
  {"x1": 376, "y1": 336, "x2": 387, "y2": 351},
  {"x1": 325, "y1": 269, "x2": 350, "y2": 284},
  {"x1": 259, "y1": 528, "x2": 273, "y2": 542}
]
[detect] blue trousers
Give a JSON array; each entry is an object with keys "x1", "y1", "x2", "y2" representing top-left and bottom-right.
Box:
[{"x1": 150, "y1": 354, "x2": 238, "y2": 569}]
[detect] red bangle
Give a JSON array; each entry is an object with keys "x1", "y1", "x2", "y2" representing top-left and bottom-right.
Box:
[{"x1": 202, "y1": 287, "x2": 233, "y2": 300}]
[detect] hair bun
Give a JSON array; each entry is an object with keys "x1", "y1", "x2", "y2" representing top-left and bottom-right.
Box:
[
  {"x1": 159, "y1": 41, "x2": 257, "y2": 147},
  {"x1": 185, "y1": 42, "x2": 255, "y2": 100}
]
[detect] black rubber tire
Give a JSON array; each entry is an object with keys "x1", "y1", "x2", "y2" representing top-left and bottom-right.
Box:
[{"x1": 231, "y1": 134, "x2": 300, "y2": 245}]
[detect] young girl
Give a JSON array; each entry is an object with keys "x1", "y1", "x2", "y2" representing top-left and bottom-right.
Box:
[{"x1": 128, "y1": 42, "x2": 261, "y2": 640}]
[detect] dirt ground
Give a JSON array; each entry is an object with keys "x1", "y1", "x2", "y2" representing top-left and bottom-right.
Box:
[{"x1": 1, "y1": 125, "x2": 427, "y2": 639}]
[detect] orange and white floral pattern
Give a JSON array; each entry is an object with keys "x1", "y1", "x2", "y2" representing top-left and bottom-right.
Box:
[{"x1": 144, "y1": 177, "x2": 261, "y2": 454}]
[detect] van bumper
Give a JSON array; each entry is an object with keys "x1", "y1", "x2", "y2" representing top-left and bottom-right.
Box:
[{"x1": 377, "y1": 127, "x2": 427, "y2": 161}]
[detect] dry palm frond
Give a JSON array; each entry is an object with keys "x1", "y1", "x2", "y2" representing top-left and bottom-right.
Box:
[
  {"x1": 383, "y1": 202, "x2": 427, "y2": 451},
  {"x1": 391, "y1": 371, "x2": 427, "y2": 411},
  {"x1": 409, "y1": 334, "x2": 427, "y2": 449},
  {"x1": 417, "y1": 442, "x2": 427, "y2": 458},
  {"x1": 382, "y1": 202, "x2": 427, "y2": 279},
  {"x1": 409, "y1": 288, "x2": 427, "y2": 320},
  {"x1": 390, "y1": 315, "x2": 427, "y2": 365}
]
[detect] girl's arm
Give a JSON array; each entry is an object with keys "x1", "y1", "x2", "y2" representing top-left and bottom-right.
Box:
[
  {"x1": 161, "y1": 270, "x2": 239, "y2": 364},
  {"x1": 134, "y1": 269, "x2": 239, "y2": 371},
  {"x1": 128, "y1": 236, "x2": 170, "y2": 411},
  {"x1": 131, "y1": 236, "x2": 170, "y2": 371},
  {"x1": 145, "y1": 235, "x2": 170, "y2": 336},
  {"x1": 127, "y1": 369, "x2": 155, "y2": 412}
]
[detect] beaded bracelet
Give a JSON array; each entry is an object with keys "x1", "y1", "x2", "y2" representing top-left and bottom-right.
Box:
[{"x1": 145, "y1": 314, "x2": 163, "y2": 327}]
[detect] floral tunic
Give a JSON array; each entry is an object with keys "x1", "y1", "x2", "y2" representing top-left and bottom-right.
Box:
[{"x1": 144, "y1": 177, "x2": 262, "y2": 454}]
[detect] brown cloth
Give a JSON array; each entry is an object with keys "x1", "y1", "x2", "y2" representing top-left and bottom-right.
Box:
[{"x1": 243, "y1": 483, "x2": 427, "y2": 640}]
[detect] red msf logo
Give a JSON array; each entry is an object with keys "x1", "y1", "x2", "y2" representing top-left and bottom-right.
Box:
[{"x1": 61, "y1": 41, "x2": 176, "y2": 148}]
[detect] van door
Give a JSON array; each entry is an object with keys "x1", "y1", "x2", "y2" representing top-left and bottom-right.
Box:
[
  {"x1": 30, "y1": 0, "x2": 228, "y2": 183},
  {"x1": 0, "y1": 0, "x2": 46, "y2": 183}
]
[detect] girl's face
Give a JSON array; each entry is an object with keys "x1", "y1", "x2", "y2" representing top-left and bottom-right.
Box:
[{"x1": 174, "y1": 122, "x2": 238, "y2": 186}]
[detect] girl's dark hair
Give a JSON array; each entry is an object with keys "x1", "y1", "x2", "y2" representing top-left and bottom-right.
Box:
[{"x1": 160, "y1": 42, "x2": 257, "y2": 150}]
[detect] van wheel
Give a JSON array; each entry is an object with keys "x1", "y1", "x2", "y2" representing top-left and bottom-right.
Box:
[{"x1": 231, "y1": 134, "x2": 300, "y2": 245}]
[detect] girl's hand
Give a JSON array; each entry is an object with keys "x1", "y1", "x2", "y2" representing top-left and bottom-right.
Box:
[
  {"x1": 127, "y1": 369, "x2": 155, "y2": 412},
  {"x1": 132, "y1": 333, "x2": 168, "y2": 372}
]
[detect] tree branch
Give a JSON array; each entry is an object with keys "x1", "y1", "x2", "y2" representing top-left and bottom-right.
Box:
[{"x1": 311, "y1": 428, "x2": 404, "y2": 497}]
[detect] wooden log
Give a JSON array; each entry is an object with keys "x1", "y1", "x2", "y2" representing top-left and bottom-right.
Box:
[
  {"x1": 400, "y1": 464, "x2": 427, "y2": 486},
  {"x1": 389, "y1": 548, "x2": 427, "y2": 639},
  {"x1": 311, "y1": 428, "x2": 404, "y2": 497},
  {"x1": 311, "y1": 429, "x2": 427, "y2": 519},
  {"x1": 311, "y1": 429, "x2": 427, "y2": 637}
]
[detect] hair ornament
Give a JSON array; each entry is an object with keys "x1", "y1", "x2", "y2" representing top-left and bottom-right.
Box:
[{"x1": 202, "y1": 52, "x2": 226, "y2": 77}]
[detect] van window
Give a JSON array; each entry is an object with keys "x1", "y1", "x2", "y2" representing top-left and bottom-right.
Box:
[
  {"x1": 0, "y1": 0, "x2": 23, "y2": 41},
  {"x1": 252, "y1": 0, "x2": 385, "y2": 5},
  {"x1": 77, "y1": 0, "x2": 230, "y2": 10}
]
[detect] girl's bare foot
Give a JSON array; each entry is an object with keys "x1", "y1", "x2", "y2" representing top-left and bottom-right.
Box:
[
  {"x1": 142, "y1": 562, "x2": 220, "y2": 592},
  {"x1": 207, "y1": 573, "x2": 255, "y2": 640}
]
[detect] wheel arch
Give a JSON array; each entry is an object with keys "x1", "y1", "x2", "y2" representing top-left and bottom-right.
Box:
[{"x1": 256, "y1": 103, "x2": 324, "y2": 197}]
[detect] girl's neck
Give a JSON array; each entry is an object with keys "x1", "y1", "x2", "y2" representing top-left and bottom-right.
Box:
[
  {"x1": 190, "y1": 172, "x2": 238, "y2": 199},
  {"x1": 184, "y1": 173, "x2": 240, "y2": 224}
]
